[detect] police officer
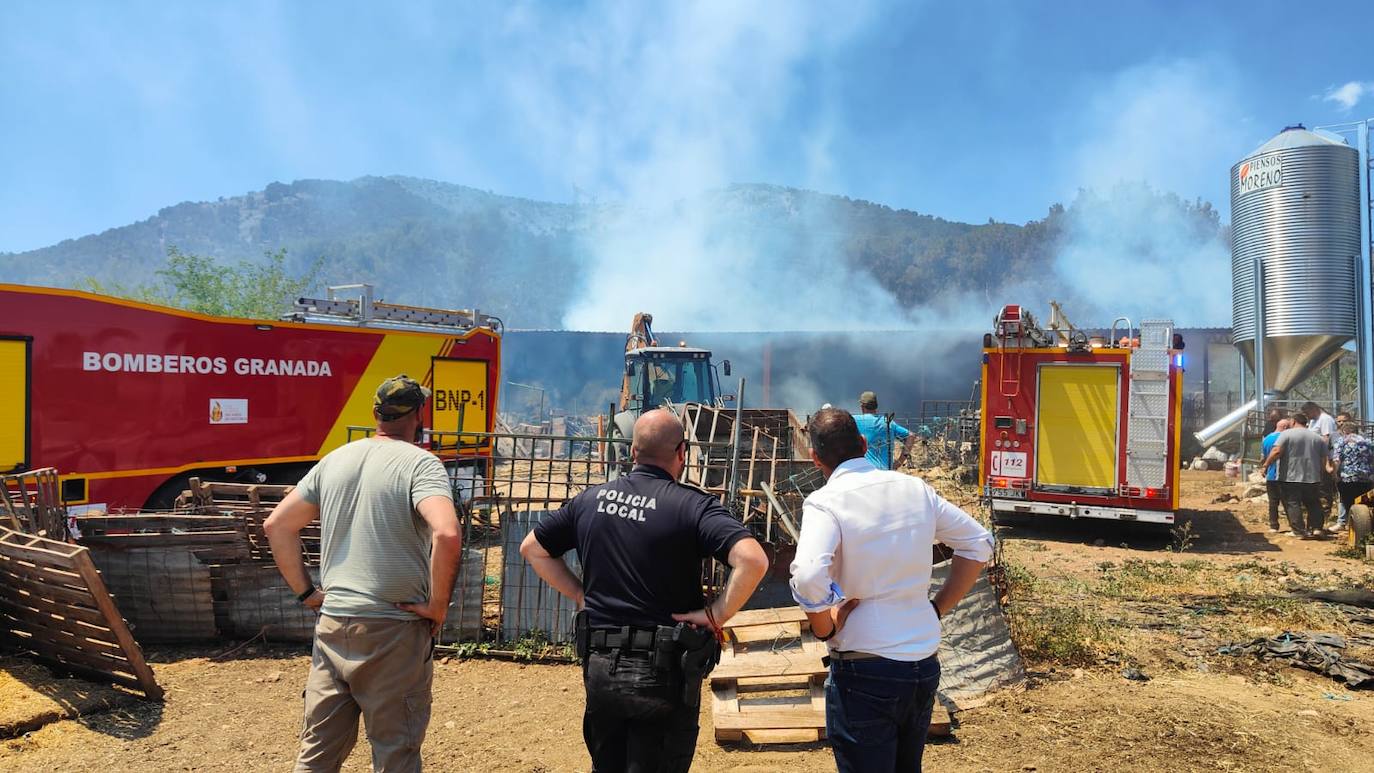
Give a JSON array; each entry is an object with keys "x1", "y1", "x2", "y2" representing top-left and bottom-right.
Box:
[{"x1": 520, "y1": 409, "x2": 770, "y2": 772}]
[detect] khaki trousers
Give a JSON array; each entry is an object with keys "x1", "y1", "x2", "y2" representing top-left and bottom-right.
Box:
[{"x1": 295, "y1": 614, "x2": 434, "y2": 773}]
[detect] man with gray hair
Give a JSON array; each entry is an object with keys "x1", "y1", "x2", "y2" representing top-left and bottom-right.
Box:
[{"x1": 265, "y1": 374, "x2": 461, "y2": 772}]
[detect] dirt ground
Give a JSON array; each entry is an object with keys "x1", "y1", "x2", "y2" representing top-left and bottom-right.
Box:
[{"x1": 3, "y1": 470, "x2": 1374, "y2": 772}]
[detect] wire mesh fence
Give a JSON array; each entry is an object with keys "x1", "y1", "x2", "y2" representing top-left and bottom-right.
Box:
[{"x1": 10, "y1": 411, "x2": 808, "y2": 653}]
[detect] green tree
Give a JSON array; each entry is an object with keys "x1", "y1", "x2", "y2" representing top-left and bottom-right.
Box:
[{"x1": 86, "y1": 246, "x2": 322, "y2": 319}]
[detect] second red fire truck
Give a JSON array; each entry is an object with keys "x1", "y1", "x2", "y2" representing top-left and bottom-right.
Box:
[{"x1": 980, "y1": 303, "x2": 1184, "y2": 525}]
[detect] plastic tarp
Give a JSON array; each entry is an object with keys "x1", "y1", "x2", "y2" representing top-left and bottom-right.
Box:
[{"x1": 931, "y1": 559, "x2": 1026, "y2": 709}]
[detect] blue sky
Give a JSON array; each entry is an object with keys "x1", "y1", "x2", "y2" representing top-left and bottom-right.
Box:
[{"x1": 1, "y1": 0, "x2": 1370, "y2": 254}]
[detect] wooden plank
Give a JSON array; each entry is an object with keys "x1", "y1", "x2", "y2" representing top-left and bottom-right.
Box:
[
  {"x1": 928, "y1": 705, "x2": 952, "y2": 737},
  {"x1": 741, "y1": 427, "x2": 760, "y2": 523},
  {"x1": 78, "y1": 531, "x2": 243, "y2": 547},
  {"x1": 0, "y1": 562, "x2": 94, "y2": 599},
  {"x1": 724, "y1": 607, "x2": 808, "y2": 629},
  {"x1": 69, "y1": 549, "x2": 163, "y2": 699},
  {"x1": 714, "y1": 708, "x2": 827, "y2": 731},
  {"x1": 0, "y1": 611, "x2": 126, "y2": 657},
  {"x1": 8, "y1": 644, "x2": 145, "y2": 692},
  {"x1": 730, "y1": 621, "x2": 802, "y2": 644},
  {"x1": 710, "y1": 682, "x2": 743, "y2": 741},
  {"x1": 736, "y1": 674, "x2": 815, "y2": 692},
  {"x1": 742, "y1": 729, "x2": 820, "y2": 744},
  {"x1": 0, "y1": 535, "x2": 83, "y2": 566},
  {"x1": 0, "y1": 591, "x2": 112, "y2": 629},
  {"x1": 76, "y1": 514, "x2": 241, "y2": 532},
  {"x1": 712, "y1": 654, "x2": 827, "y2": 682}
]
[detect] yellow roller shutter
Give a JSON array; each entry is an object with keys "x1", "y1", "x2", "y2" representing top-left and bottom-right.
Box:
[
  {"x1": 0, "y1": 339, "x2": 29, "y2": 472},
  {"x1": 1035, "y1": 364, "x2": 1119, "y2": 489}
]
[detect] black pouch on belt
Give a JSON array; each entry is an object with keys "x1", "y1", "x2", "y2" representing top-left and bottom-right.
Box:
[
  {"x1": 673, "y1": 623, "x2": 721, "y2": 708},
  {"x1": 573, "y1": 609, "x2": 590, "y2": 662}
]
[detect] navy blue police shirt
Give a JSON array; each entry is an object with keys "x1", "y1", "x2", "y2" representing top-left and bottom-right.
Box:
[{"x1": 533, "y1": 464, "x2": 753, "y2": 629}]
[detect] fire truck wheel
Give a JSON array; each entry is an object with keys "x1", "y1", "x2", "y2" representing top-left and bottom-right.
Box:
[{"x1": 1350, "y1": 504, "x2": 1372, "y2": 547}]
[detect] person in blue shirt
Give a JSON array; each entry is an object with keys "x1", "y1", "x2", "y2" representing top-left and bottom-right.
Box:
[
  {"x1": 1261, "y1": 418, "x2": 1291, "y2": 532},
  {"x1": 852, "y1": 391, "x2": 912, "y2": 470}
]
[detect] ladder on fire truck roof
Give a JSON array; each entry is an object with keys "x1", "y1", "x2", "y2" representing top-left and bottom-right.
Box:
[
  {"x1": 285, "y1": 284, "x2": 502, "y2": 335},
  {"x1": 994, "y1": 305, "x2": 1050, "y2": 399}
]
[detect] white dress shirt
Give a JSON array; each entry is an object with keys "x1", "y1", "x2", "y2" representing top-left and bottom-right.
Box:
[
  {"x1": 789, "y1": 458, "x2": 994, "y2": 661},
  {"x1": 1313, "y1": 412, "x2": 1338, "y2": 459}
]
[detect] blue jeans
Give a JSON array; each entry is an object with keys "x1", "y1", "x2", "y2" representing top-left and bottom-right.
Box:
[{"x1": 826, "y1": 654, "x2": 941, "y2": 773}]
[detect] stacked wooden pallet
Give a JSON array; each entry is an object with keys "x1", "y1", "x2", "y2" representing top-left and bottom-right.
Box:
[
  {"x1": 178, "y1": 479, "x2": 317, "y2": 562},
  {"x1": 0, "y1": 527, "x2": 161, "y2": 698},
  {"x1": 1, "y1": 467, "x2": 67, "y2": 539},
  {"x1": 711, "y1": 607, "x2": 952, "y2": 745},
  {"x1": 711, "y1": 607, "x2": 828, "y2": 744}
]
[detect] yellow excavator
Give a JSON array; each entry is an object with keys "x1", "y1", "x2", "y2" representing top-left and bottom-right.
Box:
[{"x1": 609, "y1": 313, "x2": 731, "y2": 461}]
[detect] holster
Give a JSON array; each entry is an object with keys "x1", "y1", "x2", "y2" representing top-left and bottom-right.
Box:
[
  {"x1": 671, "y1": 623, "x2": 721, "y2": 708},
  {"x1": 573, "y1": 609, "x2": 590, "y2": 663}
]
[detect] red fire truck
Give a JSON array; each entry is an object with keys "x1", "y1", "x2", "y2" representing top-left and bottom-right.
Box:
[
  {"x1": 0, "y1": 283, "x2": 501, "y2": 510},
  {"x1": 980, "y1": 304, "x2": 1183, "y2": 525}
]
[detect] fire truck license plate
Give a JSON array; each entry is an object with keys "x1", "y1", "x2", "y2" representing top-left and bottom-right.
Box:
[{"x1": 991, "y1": 451, "x2": 1027, "y2": 478}]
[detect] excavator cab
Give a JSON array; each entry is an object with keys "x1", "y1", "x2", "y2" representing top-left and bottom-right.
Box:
[{"x1": 623, "y1": 348, "x2": 718, "y2": 411}]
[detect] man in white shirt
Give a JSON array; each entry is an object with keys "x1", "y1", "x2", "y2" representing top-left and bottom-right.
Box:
[
  {"x1": 1304, "y1": 402, "x2": 1339, "y2": 520},
  {"x1": 789, "y1": 408, "x2": 993, "y2": 772}
]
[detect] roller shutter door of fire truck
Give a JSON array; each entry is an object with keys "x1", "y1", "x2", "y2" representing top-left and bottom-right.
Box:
[
  {"x1": 1035, "y1": 364, "x2": 1119, "y2": 491},
  {"x1": 431, "y1": 358, "x2": 489, "y2": 447},
  {"x1": 0, "y1": 338, "x2": 30, "y2": 473}
]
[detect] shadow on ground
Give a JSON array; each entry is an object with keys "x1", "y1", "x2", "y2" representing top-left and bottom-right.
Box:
[
  {"x1": 994, "y1": 507, "x2": 1279, "y2": 555},
  {"x1": 0, "y1": 655, "x2": 150, "y2": 740}
]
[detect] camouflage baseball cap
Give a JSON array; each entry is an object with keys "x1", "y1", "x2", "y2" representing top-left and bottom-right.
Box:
[
  {"x1": 374, "y1": 374, "x2": 431, "y2": 417},
  {"x1": 859, "y1": 391, "x2": 878, "y2": 408}
]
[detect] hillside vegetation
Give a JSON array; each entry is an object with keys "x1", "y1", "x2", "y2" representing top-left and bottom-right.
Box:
[{"x1": 0, "y1": 177, "x2": 1224, "y2": 328}]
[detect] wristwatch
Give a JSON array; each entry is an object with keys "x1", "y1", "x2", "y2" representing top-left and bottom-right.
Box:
[{"x1": 297, "y1": 586, "x2": 319, "y2": 604}]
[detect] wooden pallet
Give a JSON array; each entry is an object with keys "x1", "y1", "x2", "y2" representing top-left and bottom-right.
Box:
[
  {"x1": 711, "y1": 607, "x2": 954, "y2": 744},
  {"x1": 711, "y1": 607, "x2": 827, "y2": 743},
  {"x1": 0, "y1": 527, "x2": 162, "y2": 698}
]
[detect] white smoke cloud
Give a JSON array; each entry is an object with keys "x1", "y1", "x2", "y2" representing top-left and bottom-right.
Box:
[
  {"x1": 1322, "y1": 81, "x2": 1374, "y2": 112},
  {"x1": 1050, "y1": 59, "x2": 1242, "y2": 327},
  {"x1": 483, "y1": 1, "x2": 910, "y2": 332}
]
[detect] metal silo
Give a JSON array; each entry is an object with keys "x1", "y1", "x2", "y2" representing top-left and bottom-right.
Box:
[
  {"x1": 1230, "y1": 125, "x2": 1361, "y2": 392},
  {"x1": 1195, "y1": 125, "x2": 1362, "y2": 446}
]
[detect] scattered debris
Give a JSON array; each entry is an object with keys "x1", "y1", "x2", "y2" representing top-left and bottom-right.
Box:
[
  {"x1": 1218, "y1": 632, "x2": 1374, "y2": 689},
  {"x1": 1121, "y1": 666, "x2": 1151, "y2": 682}
]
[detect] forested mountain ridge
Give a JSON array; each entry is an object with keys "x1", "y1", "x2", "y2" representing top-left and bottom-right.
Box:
[{"x1": 0, "y1": 176, "x2": 1223, "y2": 328}]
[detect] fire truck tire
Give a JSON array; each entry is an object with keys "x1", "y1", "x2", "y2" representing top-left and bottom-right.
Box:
[{"x1": 1350, "y1": 504, "x2": 1372, "y2": 547}]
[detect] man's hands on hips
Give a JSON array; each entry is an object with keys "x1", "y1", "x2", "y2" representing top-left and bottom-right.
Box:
[
  {"x1": 396, "y1": 599, "x2": 449, "y2": 636},
  {"x1": 303, "y1": 589, "x2": 324, "y2": 611}
]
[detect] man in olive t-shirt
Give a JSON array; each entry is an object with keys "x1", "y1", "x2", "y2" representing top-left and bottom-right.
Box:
[
  {"x1": 265, "y1": 375, "x2": 461, "y2": 772},
  {"x1": 1263, "y1": 412, "x2": 1328, "y2": 539}
]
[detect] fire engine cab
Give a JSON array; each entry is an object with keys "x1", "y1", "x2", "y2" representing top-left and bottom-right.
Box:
[
  {"x1": 0, "y1": 283, "x2": 501, "y2": 511},
  {"x1": 980, "y1": 303, "x2": 1183, "y2": 525}
]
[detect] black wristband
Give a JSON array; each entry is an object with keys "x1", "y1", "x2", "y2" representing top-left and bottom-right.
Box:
[
  {"x1": 930, "y1": 599, "x2": 943, "y2": 620},
  {"x1": 297, "y1": 586, "x2": 318, "y2": 604},
  {"x1": 814, "y1": 624, "x2": 837, "y2": 642}
]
